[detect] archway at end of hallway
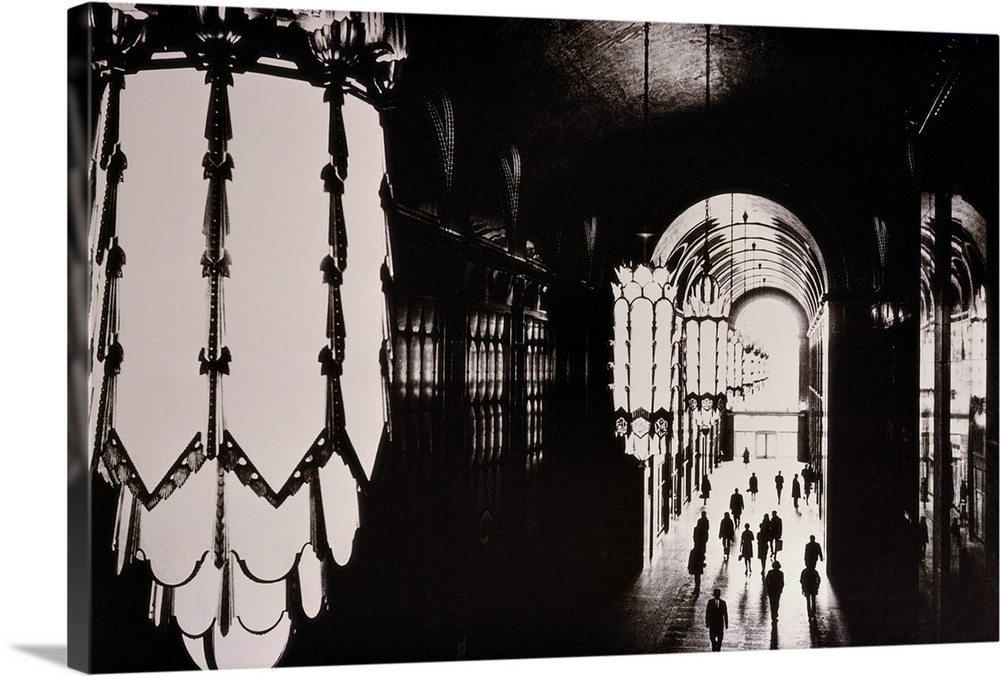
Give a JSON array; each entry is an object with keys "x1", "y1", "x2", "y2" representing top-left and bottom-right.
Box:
[
  {"x1": 730, "y1": 293, "x2": 807, "y2": 465},
  {"x1": 610, "y1": 191, "x2": 832, "y2": 569}
]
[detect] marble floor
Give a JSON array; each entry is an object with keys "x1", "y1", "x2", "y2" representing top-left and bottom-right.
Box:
[{"x1": 583, "y1": 454, "x2": 850, "y2": 654}]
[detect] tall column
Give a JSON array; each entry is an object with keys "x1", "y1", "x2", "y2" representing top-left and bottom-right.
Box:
[
  {"x1": 987, "y1": 186, "x2": 1000, "y2": 640},
  {"x1": 931, "y1": 191, "x2": 952, "y2": 640}
]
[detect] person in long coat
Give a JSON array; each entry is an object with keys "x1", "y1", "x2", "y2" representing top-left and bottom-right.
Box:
[
  {"x1": 759, "y1": 513, "x2": 772, "y2": 559},
  {"x1": 765, "y1": 561, "x2": 785, "y2": 624},
  {"x1": 802, "y1": 464, "x2": 814, "y2": 505},
  {"x1": 701, "y1": 474, "x2": 712, "y2": 506},
  {"x1": 742, "y1": 447, "x2": 751, "y2": 468},
  {"x1": 739, "y1": 523, "x2": 754, "y2": 575},
  {"x1": 694, "y1": 511, "x2": 711, "y2": 550},
  {"x1": 688, "y1": 545, "x2": 706, "y2": 594},
  {"x1": 748, "y1": 472, "x2": 759, "y2": 502},
  {"x1": 705, "y1": 588, "x2": 729, "y2": 651},
  {"x1": 804, "y1": 534, "x2": 824, "y2": 569},
  {"x1": 769, "y1": 510, "x2": 783, "y2": 560},
  {"x1": 775, "y1": 471, "x2": 785, "y2": 504},
  {"x1": 800, "y1": 566, "x2": 821, "y2": 620},
  {"x1": 791, "y1": 473, "x2": 802, "y2": 509},
  {"x1": 718, "y1": 512, "x2": 736, "y2": 561},
  {"x1": 729, "y1": 488, "x2": 745, "y2": 528},
  {"x1": 756, "y1": 521, "x2": 770, "y2": 577}
]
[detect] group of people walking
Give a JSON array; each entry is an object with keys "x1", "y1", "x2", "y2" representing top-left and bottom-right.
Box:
[
  {"x1": 741, "y1": 449, "x2": 818, "y2": 509},
  {"x1": 704, "y1": 532, "x2": 824, "y2": 650},
  {"x1": 697, "y1": 457, "x2": 825, "y2": 651},
  {"x1": 733, "y1": 509, "x2": 784, "y2": 576}
]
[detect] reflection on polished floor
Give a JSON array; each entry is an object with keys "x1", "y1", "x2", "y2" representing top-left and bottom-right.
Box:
[{"x1": 589, "y1": 455, "x2": 849, "y2": 653}]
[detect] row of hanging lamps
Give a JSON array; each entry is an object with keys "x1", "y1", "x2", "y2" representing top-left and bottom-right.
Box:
[{"x1": 610, "y1": 22, "x2": 678, "y2": 458}]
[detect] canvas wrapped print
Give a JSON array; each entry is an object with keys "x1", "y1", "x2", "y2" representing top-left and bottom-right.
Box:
[{"x1": 67, "y1": 2, "x2": 998, "y2": 672}]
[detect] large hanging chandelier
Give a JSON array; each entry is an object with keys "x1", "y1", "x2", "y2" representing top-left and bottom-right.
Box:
[
  {"x1": 611, "y1": 264, "x2": 678, "y2": 459},
  {"x1": 608, "y1": 23, "x2": 677, "y2": 459},
  {"x1": 86, "y1": 7, "x2": 408, "y2": 670},
  {"x1": 684, "y1": 267, "x2": 730, "y2": 429},
  {"x1": 682, "y1": 27, "x2": 729, "y2": 431}
]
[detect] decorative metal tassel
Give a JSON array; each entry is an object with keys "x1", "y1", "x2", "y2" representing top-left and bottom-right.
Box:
[
  {"x1": 318, "y1": 79, "x2": 360, "y2": 499},
  {"x1": 307, "y1": 473, "x2": 332, "y2": 618},
  {"x1": 95, "y1": 75, "x2": 126, "y2": 264},
  {"x1": 322, "y1": 85, "x2": 349, "y2": 271},
  {"x1": 308, "y1": 470, "x2": 331, "y2": 560},
  {"x1": 97, "y1": 239, "x2": 125, "y2": 361},
  {"x1": 91, "y1": 73, "x2": 126, "y2": 470},
  {"x1": 148, "y1": 582, "x2": 175, "y2": 627},
  {"x1": 92, "y1": 339, "x2": 123, "y2": 465},
  {"x1": 112, "y1": 485, "x2": 140, "y2": 574},
  {"x1": 219, "y1": 552, "x2": 234, "y2": 637},
  {"x1": 200, "y1": 66, "x2": 234, "y2": 461},
  {"x1": 201, "y1": 64, "x2": 236, "y2": 639}
]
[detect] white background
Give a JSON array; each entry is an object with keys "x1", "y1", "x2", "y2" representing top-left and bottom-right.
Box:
[{"x1": 2, "y1": 1, "x2": 997, "y2": 675}]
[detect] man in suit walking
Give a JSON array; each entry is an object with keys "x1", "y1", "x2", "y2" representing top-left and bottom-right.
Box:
[
  {"x1": 769, "y1": 510, "x2": 783, "y2": 560},
  {"x1": 804, "y1": 534, "x2": 824, "y2": 569},
  {"x1": 705, "y1": 588, "x2": 729, "y2": 651},
  {"x1": 729, "y1": 488, "x2": 745, "y2": 528},
  {"x1": 800, "y1": 566, "x2": 821, "y2": 621}
]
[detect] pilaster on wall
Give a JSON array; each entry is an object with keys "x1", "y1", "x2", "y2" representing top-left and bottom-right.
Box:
[
  {"x1": 931, "y1": 192, "x2": 953, "y2": 640},
  {"x1": 986, "y1": 187, "x2": 999, "y2": 640},
  {"x1": 824, "y1": 296, "x2": 919, "y2": 635}
]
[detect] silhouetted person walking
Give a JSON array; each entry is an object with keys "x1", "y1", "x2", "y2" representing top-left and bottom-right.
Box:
[
  {"x1": 705, "y1": 588, "x2": 729, "y2": 651},
  {"x1": 694, "y1": 511, "x2": 710, "y2": 550},
  {"x1": 804, "y1": 534, "x2": 824, "y2": 569},
  {"x1": 791, "y1": 474, "x2": 802, "y2": 509},
  {"x1": 729, "y1": 488, "x2": 745, "y2": 528},
  {"x1": 739, "y1": 523, "x2": 754, "y2": 575},
  {"x1": 742, "y1": 447, "x2": 751, "y2": 469},
  {"x1": 689, "y1": 544, "x2": 706, "y2": 594},
  {"x1": 769, "y1": 511, "x2": 783, "y2": 560},
  {"x1": 756, "y1": 522, "x2": 770, "y2": 577},
  {"x1": 719, "y1": 512, "x2": 735, "y2": 561},
  {"x1": 803, "y1": 464, "x2": 814, "y2": 505},
  {"x1": 748, "y1": 472, "x2": 758, "y2": 501},
  {"x1": 800, "y1": 566, "x2": 820, "y2": 620},
  {"x1": 758, "y1": 513, "x2": 772, "y2": 560},
  {"x1": 701, "y1": 474, "x2": 712, "y2": 506},
  {"x1": 775, "y1": 471, "x2": 784, "y2": 504},
  {"x1": 765, "y1": 561, "x2": 785, "y2": 624}
]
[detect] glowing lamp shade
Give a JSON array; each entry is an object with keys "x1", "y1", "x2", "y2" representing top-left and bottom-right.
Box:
[
  {"x1": 683, "y1": 274, "x2": 729, "y2": 427},
  {"x1": 611, "y1": 265, "x2": 678, "y2": 458}
]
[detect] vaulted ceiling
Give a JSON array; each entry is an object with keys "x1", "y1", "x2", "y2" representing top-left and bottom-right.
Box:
[
  {"x1": 84, "y1": 6, "x2": 996, "y2": 317},
  {"x1": 398, "y1": 13, "x2": 997, "y2": 303}
]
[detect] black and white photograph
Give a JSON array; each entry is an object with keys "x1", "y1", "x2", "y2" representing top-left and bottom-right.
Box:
[{"x1": 11, "y1": 0, "x2": 1000, "y2": 674}]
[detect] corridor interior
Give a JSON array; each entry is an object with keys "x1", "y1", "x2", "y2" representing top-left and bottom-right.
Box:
[
  {"x1": 585, "y1": 455, "x2": 847, "y2": 653},
  {"x1": 72, "y1": 6, "x2": 996, "y2": 672}
]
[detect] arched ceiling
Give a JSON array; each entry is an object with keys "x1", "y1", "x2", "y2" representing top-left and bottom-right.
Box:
[
  {"x1": 399, "y1": 14, "x2": 995, "y2": 283},
  {"x1": 918, "y1": 193, "x2": 988, "y2": 318},
  {"x1": 650, "y1": 193, "x2": 827, "y2": 320}
]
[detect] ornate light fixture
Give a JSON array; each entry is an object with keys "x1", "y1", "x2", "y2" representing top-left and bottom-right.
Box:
[
  {"x1": 86, "y1": 8, "x2": 408, "y2": 670},
  {"x1": 611, "y1": 265, "x2": 678, "y2": 459},
  {"x1": 608, "y1": 22, "x2": 678, "y2": 459},
  {"x1": 684, "y1": 265, "x2": 730, "y2": 430},
  {"x1": 682, "y1": 29, "x2": 730, "y2": 430}
]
